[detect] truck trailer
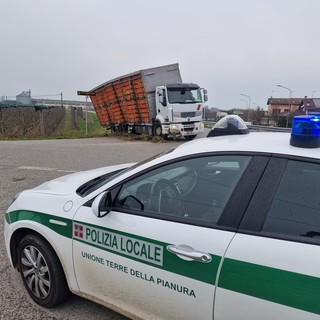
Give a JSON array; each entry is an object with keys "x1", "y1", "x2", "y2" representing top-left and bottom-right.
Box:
[{"x1": 80, "y1": 63, "x2": 207, "y2": 140}]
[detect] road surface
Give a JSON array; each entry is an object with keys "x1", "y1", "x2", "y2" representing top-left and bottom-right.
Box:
[{"x1": 0, "y1": 136, "x2": 186, "y2": 320}]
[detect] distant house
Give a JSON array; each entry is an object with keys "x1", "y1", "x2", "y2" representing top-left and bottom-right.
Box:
[{"x1": 267, "y1": 97, "x2": 320, "y2": 116}]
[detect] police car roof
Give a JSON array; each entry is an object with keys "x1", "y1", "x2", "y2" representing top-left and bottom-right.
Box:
[{"x1": 172, "y1": 132, "x2": 320, "y2": 160}]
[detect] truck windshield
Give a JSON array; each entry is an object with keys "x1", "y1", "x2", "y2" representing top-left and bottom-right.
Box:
[{"x1": 167, "y1": 88, "x2": 202, "y2": 104}]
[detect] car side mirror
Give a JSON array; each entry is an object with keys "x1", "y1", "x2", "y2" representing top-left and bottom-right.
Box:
[{"x1": 92, "y1": 191, "x2": 112, "y2": 218}]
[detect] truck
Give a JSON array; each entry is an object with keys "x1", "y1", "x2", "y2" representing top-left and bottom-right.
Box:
[{"x1": 79, "y1": 63, "x2": 208, "y2": 140}]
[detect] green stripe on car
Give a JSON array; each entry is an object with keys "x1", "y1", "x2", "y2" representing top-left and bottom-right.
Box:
[
  {"x1": 5, "y1": 210, "x2": 219, "y2": 285},
  {"x1": 6, "y1": 210, "x2": 72, "y2": 238},
  {"x1": 218, "y1": 258, "x2": 320, "y2": 315}
]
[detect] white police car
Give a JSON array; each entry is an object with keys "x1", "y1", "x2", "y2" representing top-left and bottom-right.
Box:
[{"x1": 4, "y1": 114, "x2": 320, "y2": 320}]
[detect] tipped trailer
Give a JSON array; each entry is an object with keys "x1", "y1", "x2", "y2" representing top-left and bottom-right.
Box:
[{"x1": 79, "y1": 63, "x2": 207, "y2": 140}]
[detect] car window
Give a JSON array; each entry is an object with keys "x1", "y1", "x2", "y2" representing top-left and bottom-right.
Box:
[
  {"x1": 113, "y1": 155, "x2": 251, "y2": 224},
  {"x1": 262, "y1": 160, "x2": 320, "y2": 240}
]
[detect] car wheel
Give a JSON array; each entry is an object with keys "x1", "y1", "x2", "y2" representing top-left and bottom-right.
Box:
[{"x1": 18, "y1": 233, "x2": 70, "y2": 308}]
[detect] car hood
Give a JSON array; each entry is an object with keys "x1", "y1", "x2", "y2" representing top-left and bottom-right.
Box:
[{"x1": 31, "y1": 163, "x2": 135, "y2": 195}]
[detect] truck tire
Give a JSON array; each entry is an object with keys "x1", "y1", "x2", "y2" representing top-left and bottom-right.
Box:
[{"x1": 153, "y1": 124, "x2": 162, "y2": 137}]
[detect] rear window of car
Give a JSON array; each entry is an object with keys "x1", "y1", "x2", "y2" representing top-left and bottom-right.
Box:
[{"x1": 262, "y1": 160, "x2": 320, "y2": 241}]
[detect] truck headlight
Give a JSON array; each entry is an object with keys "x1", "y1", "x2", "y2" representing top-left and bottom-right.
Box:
[{"x1": 169, "y1": 124, "x2": 180, "y2": 134}]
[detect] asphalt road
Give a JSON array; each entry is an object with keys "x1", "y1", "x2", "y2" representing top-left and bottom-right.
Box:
[{"x1": 0, "y1": 136, "x2": 189, "y2": 320}]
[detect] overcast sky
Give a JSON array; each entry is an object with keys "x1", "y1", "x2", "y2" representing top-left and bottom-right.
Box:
[{"x1": 1, "y1": 0, "x2": 320, "y2": 110}]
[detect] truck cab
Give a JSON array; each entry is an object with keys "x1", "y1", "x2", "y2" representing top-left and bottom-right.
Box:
[{"x1": 155, "y1": 83, "x2": 207, "y2": 140}]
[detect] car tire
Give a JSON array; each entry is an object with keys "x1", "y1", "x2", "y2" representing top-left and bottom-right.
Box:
[{"x1": 18, "y1": 233, "x2": 70, "y2": 308}]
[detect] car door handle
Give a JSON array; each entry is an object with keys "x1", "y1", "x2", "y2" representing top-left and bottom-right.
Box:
[{"x1": 167, "y1": 244, "x2": 212, "y2": 263}]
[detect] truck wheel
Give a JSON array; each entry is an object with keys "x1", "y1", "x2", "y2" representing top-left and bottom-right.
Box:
[
  {"x1": 18, "y1": 233, "x2": 70, "y2": 308},
  {"x1": 185, "y1": 135, "x2": 197, "y2": 140},
  {"x1": 153, "y1": 124, "x2": 162, "y2": 137}
]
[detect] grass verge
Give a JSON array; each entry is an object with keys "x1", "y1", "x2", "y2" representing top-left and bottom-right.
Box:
[{"x1": 54, "y1": 112, "x2": 107, "y2": 139}]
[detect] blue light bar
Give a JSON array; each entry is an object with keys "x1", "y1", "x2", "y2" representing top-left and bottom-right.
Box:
[{"x1": 290, "y1": 115, "x2": 320, "y2": 148}]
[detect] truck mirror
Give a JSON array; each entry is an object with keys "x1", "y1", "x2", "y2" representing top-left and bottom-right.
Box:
[{"x1": 201, "y1": 88, "x2": 208, "y2": 102}]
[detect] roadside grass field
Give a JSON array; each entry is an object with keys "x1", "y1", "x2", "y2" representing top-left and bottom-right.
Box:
[{"x1": 56, "y1": 111, "x2": 107, "y2": 139}]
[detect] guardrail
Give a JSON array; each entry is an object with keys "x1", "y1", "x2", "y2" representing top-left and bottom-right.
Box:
[
  {"x1": 247, "y1": 125, "x2": 291, "y2": 132},
  {"x1": 204, "y1": 120, "x2": 291, "y2": 133}
]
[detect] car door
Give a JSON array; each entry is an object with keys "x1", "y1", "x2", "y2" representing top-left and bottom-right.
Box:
[
  {"x1": 72, "y1": 154, "x2": 268, "y2": 320},
  {"x1": 215, "y1": 157, "x2": 320, "y2": 320}
]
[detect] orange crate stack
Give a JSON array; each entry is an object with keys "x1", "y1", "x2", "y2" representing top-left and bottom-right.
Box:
[{"x1": 90, "y1": 70, "x2": 156, "y2": 126}]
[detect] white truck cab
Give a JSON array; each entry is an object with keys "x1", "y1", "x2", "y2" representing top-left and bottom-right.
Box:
[{"x1": 155, "y1": 83, "x2": 207, "y2": 140}]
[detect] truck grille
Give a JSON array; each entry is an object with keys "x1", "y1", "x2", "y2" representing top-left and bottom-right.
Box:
[{"x1": 181, "y1": 112, "x2": 196, "y2": 118}]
